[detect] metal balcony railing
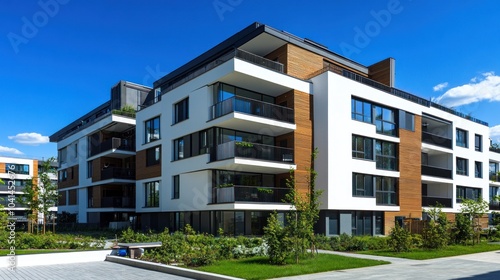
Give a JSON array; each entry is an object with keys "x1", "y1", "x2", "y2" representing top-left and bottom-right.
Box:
[
  {"x1": 89, "y1": 137, "x2": 135, "y2": 157},
  {"x1": 422, "y1": 196, "x2": 453, "y2": 208},
  {"x1": 421, "y1": 165, "x2": 453, "y2": 179},
  {"x1": 422, "y1": 131, "x2": 452, "y2": 149},
  {"x1": 209, "y1": 96, "x2": 294, "y2": 123},
  {"x1": 211, "y1": 141, "x2": 294, "y2": 163},
  {"x1": 212, "y1": 186, "x2": 290, "y2": 204},
  {"x1": 100, "y1": 167, "x2": 135, "y2": 180}
]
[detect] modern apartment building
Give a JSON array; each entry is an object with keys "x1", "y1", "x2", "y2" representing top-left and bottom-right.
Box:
[
  {"x1": 0, "y1": 156, "x2": 57, "y2": 224},
  {"x1": 51, "y1": 22, "x2": 499, "y2": 235},
  {"x1": 49, "y1": 81, "x2": 151, "y2": 228}
]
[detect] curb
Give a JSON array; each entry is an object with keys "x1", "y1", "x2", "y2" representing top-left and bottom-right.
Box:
[{"x1": 105, "y1": 255, "x2": 244, "y2": 280}]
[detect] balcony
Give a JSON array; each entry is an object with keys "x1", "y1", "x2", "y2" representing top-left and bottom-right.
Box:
[
  {"x1": 422, "y1": 196, "x2": 453, "y2": 208},
  {"x1": 210, "y1": 96, "x2": 294, "y2": 123},
  {"x1": 101, "y1": 167, "x2": 135, "y2": 181},
  {"x1": 89, "y1": 137, "x2": 134, "y2": 157},
  {"x1": 212, "y1": 186, "x2": 290, "y2": 204},
  {"x1": 490, "y1": 201, "x2": 500, "y2": 211},
  {"x1": 422, "y1": 131, "x2": 452, "y2": 149},
  {"x1": 490, "y1": 173, "x2": 500, "y2": 182},
  {"x1": 89, "y1": 196, "x2": 135, "y2": 208},
  {"x1": 212, "y1": 141, "x2": 293, "y2": 163},
  {"x1": 421, "y1": 165, "x2": 453, "y2": 179}
]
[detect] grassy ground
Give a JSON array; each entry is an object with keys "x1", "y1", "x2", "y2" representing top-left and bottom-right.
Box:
[
  {"x1": 0, "y1": 249, "x2": 78, "y2": 256},
  {"x1": 359, "y1": 242, "x2": 500, "y2": 260},
  {"x1": 195, "y1": 254, "x2": 389, "y2": 280}
]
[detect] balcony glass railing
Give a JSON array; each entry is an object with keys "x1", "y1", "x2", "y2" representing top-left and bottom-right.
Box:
[
  {"x1": 421, "y1": 164, "x2": 453, "y2": 179},
  {"x1": 422, "y1": 196, "x2": 452, "y2": 208},
  {"x1": 88, "y1": 196, "x2": 135, "y2": 208},
  {"x1": 100, "y1": 167, "x2": 135, "y2": 180},
  {"x1": 490, "y1": 173, "x2": 500, "y2": 182},
  {"x1": 89, "y1": 137, "x2": 135, "y2": 157},
  {"x1": 209, "y1": 96, "x2": 294, "y2": 123},
  {"x1": 211, "y1": 141, "x2": 294, "y2": 163},
  {"x1": 212, "y1": 186, "x2": 290, "y2": 204},
  {"x1": 422, "y1": 131, "x2": 452, "y2": 149},
  {"x1": 489, "y1": 200, "x2": 500, "y2": 210}
]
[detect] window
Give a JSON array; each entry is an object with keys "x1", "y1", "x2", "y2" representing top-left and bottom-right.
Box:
[
  {"x1": 172, "y1": 175, "x2": 179, "y2": 199},
  {"x1": 352, "y1": 173, "x2": 374, "y2": 197},
  {"x1": 58, "y1": 147, "x2": 67, "y2": 165},
  {"x1": 6, "y1": 164, "x2": 29, "y2": 175},
  {"x1": 74, "y1": 143, "x2": 78, "y2": 158},
  {"x1": 68, "y1": 189, "x2": 77, "y2": 205},
  {"x1": 87, "y1": 161, "x2": 93, "y2": 178},
  {"x1": 351, "y1": 98, "x2": 372, "y2": 123},
  {"x1": 154, "y1": 88, "x2": 162, "y2": 103},
  {"x1": 456, "y1": 128, "x2": 468, "y2": 147},
  {"x1": 145, "y1": 116, "x2": 160, "y2": 143},
  {"x1": 456, "y1": 186, "x2": 481, "y2": 203},
  {"x1": 456, "y1": 157, "x2": 468, "y2": 176},
  {"x1": 474, "y1": 134, "x2": 482, "y2": 151},
  {"x1": 352, "y1": 135, "x2": 373, "y2": 160},
  {"x1": 145, "y1": 181, "x2": 159, "y2": 207},
  {"x1": 375, "y1": 105, "x2": 397, "y2": 136},
  {"x1": 59, "y1": 170, "x2": 68, "y2": 181},
  {"x1": 146, "y1": 146, "x2": 161, "y2": 166},
  {"x1": 375, "y1": 140, "x2": 397, "y2": 170},
  {"x1": 173, "y1": 138, "x2": 185, "y2": 161},
  {"x1": 475, "y1": 161, "x2": 482, "y2": 178},
  {"x1": 399, "y1": 110, "x2": 415, "y2": 131},
  {"x1": 173, "y1": 98, "x2": 189, "y2": 124},
  {"x1": 327, "y1": 212, "x2": 339, "y2": 236},
  {"x1": 376, "y1": 177, "x2": 397, "y2": 205},
  {"x1": 352, "y1": 211, "x2": 372, "y2": 236}
]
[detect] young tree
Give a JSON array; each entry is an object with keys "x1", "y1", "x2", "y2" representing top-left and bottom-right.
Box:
[
  {"x1": 459, "y1": 198, "x2": 489, "y2": 245},
  {"x1": 422, "y1": 204, "x2": 449, "y2": 249},
  {"x1": 17, "y1": 157, "x2": 58, "y2": 234}
]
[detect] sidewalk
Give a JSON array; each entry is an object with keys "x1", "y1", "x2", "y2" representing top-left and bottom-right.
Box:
[{"x1": 0, "y1": 250, "x2": 111, "y2": 268}]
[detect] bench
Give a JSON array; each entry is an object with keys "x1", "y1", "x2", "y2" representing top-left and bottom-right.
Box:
[{"x1": 115, "y1": 242, "x2": 162, "y2": 259}]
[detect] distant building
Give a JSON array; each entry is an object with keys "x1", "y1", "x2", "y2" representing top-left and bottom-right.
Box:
[
  {"x1": 50, "y1": 22, "x2": 500, "y2": 235},
  {"x1": 0, "y1": 156, "x2": 57, "y2": 225}
]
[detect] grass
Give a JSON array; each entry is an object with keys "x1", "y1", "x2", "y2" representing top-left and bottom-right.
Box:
[
  {"x1": 359, "y1": 242, "x2": 500, "y2": 260},
  {"x1": 0, "y1": 249, "x2": 79, "y2": 256},
  {"x1": 195, "y1": 254, "x2": 389, "y2": 280}
]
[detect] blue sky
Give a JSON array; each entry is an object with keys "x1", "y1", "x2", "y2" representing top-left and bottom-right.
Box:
[{"x1": 2, "y1": 0, "x2": 500, "y2": 160}]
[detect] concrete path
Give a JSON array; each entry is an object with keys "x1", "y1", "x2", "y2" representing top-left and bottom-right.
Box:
[{"x1": 270, "y1": 250, "x2": 500, "y2": 280}]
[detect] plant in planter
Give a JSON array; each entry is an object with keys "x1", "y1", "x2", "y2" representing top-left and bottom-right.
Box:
[
  {"x1": 217, "y1": 183, "x2": 234, "y2": 188},
  {"x1": 235, "y1": 141, "x2": 255, "y2": 157}
]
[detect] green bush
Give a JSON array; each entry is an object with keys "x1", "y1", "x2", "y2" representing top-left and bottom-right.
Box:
[
  {"x1": 263, "y1": 212, "x2": 290, "y2": 265},
  {"x1": 388, "y1": 224, "x2": 412, "y2": 252}
]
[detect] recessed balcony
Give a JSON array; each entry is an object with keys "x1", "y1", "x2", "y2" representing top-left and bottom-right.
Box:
[
  {"x1": 421, "y1": 165, "x2": 453, "y2": 179},
  {"x1": 211, "y1": 141, "x2": 293, "y2": 163},
  {"x1": 210, "y1": 96, "x2": 294, "y2": 123},
  {"x1": 88, "y1": 196, "x2": 135, "y2": 208},
  {"x1": 490, "y1": 201, "x2": 500, "y2": 211},
  {"x1": 89, "y1": 137, "x2": 135, "y2": 158},
  {"x1": 422, "y1": 131, "x2": 452, "y2": 149},
  {"x1": 422, "y1": 196, "x2": 453, "y2": 208},
  {"x1": 212, "y1": 186, "x2": 290, "y2": 204},
  {"x1": 101, "y1": 167, "x2": 135, "y2": 181}
]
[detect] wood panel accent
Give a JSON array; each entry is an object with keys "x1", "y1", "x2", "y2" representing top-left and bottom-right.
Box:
[
  {"x1": 58, "y1": 164, "x2": 79, "y2": 189},
  {"x1": 292, "y1": 90, "x2": 313, "y2": 195},
  {"x1": 0, "y1": 163, "x2": 5, "y2": 174},
  {"x1": 368, "y1": 58, "x2": 393, "y2": 87},
  {"x1": 92, "y1": 158, "x2": 102, "y2": 182},
  {"x1": 136, "y1": 149, "x2": 161, "y2": 180},
  {"x1": 286, "y1": 44, "x2": 324, "y2": 80},
  {"x1": 384, "y1": 115, "x2": 422, "y2": 234},
  {"x1": 265, "y1": 45, "x2": 288, "y2": 73}
]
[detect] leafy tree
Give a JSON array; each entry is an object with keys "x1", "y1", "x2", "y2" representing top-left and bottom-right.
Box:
[
  {"x1": 458, "y1": 198, "x2": 489, "y2": 245},
  {"x1": 263, "y1": 212, "x2": 289, "y2": 265},
  {"x1": 388, "y1": 223, "x2": 412, "y2": 252},
  {"x1": 17, "y1": 157, "x2": 58, "y2": 234},
  {"x1": 422, "y1": 204, "x2": 449, "y2": 249}
]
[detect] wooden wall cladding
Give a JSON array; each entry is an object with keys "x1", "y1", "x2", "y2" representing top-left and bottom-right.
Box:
[
  {"x1": 265, "y1": 45, "x2": 288, "y2": 73},
  {"x1": 0, "y1": 163, "x2": 5, "y2": 174},
  {"x1": 368, "y1": 58, "x2": 393, "y2": 87},
  {"x1": 292, "y1": 90, "x2": 313, "y2": 196},
  {"x1": 384, "y1": 115, "x2": 422, "y2": 234},
  {"x1": 58, "y1": 164, "x2": 79, "y2": 189},
  {"x1": 286, "y1": 44, "x2": 324, "y2": 80},
  {"x1": 136, "y1": 149, "x2": 161, "y2": 180}
]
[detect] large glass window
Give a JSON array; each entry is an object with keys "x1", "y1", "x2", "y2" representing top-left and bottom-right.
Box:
[
  {"x1": 351, "y1": 98, "x2": 372, "y2": 123},
  {"x1": 375, "y1": 106, "x2": 397, "y2": 136},
  {"x1": 145, "y1": 116, "x2": 160, "y2": 143},
  {"x1": 475, "y1": 161, "x2": 482, "y2": 178},
  {"x1": 146, "y1": 146, "x2": 161, "y2": 166},
  {"x1": 376, "y1": 177, "x2": 397, "y2": 205},
  {"x1": 456, "y1": 186, "x2": 481, "y2": 203},
  {"x1": 173, "y1": 138, "x2": 185, "y2": 161},
  {"x1": 352, "y1": 211, "x2": 372, "y2": 236},
  {"x1": 173, "y1": 98, "x2": 189, "y2": 124},
  {"x1": 456, "y1": 128, "x2": 468, "y2": 148},
  {"x1": 352, "y1": 135, "x2": 373, "y2": 160},
  {"x1": 172, "y1": 175, "x2": 180, "y2": 199},
  {"x1": 6, "y1": 163, "x2": 29, "y2": 175},
  {"x1": 456, "y1": 157, "x2": 468, "y2": 176},
  {"x1": 352, "y1": 173, "x2": 374, "y2": 197},
  {"x1": 375, "y1": 140, "x2": 397, "y2": 170},
  {"x1": 145, "y1": 181, "x2": 159, "y2": 207},
  {"x1": 475, "y1": 134, "x2": 482, "y2": 151}
]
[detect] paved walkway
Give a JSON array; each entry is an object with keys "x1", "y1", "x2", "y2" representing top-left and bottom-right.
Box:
[
  {"x1": 1, "y1": 249, "x2": 500, "y2": 279},
  {"x1": 270, "y1": 250, "x2": 500, "y2": 280}
]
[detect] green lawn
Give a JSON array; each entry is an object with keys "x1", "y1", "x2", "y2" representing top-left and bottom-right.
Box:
[
  {"x1": 0, "y1": 249, "x2": 79, "y2": 256},
  {"x1": 359, "y1": 242, "x2": 500, "y2": 260},
  {"x1": 195, "y1": 254, "x2": 389, "y2": 280}
]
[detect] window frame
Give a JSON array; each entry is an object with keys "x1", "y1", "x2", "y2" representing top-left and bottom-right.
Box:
[
  {"x1": 456, "y1": 186, "x2": 482, "y2": 203},
  {"x1": 352, "y1": 173, "x2": 374, "y2": 197},
  {"x1": 172, "y1": 175, "x2": 180, "y2": 199},
  {"x1": 375, "y1": 140, "x2": 397, "y2": 171},
  {"x1": 173, "y1": 98, "x2": 189, "y2": 124},
  {"x1": 145, "y1": 116, "x2": 161, "y2": 143},
  {"x1": 145, "y1": 181, "x2": 160, "y2": 207},
  {"x1": 474, "y1": 134, "x2": 482, "y2": 152},
  {"x1": 456, "y1": 157, "x2": 468, "y2": 176},
  {"x1": 375, "y1": 176, "x2": 398, "y2": 205},
  {"x1": 146, "y1": 146, "x2": 161, "y2": 166},
  {"x1": 474, "y1": 161, "x2": 482, "y2": 178},
  {"x1": 456, "y1": 128, "x2": 468, "y2": 148},
  {"x1": 352, "y1": 135, "x2": 373, "y2": 160}
]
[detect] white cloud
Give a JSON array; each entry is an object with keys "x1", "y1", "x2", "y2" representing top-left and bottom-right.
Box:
[
  {"x1": 0, "y1": 146, "x2": 24, "y2": 155},
  {"x1": 8, "y1": 132, "x2": 50, "y2": 145},
  {"x1": 433, "y1": 82, "x2": 448, "y2": 92},
  {"x1": 491, "y1": 125, "x2": 500, "y2": 144},
  {"x1": 432, "y1": 72, "x2": 500, "y2": 107}
]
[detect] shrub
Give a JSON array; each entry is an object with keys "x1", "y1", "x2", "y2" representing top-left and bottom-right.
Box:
[
  {"x1": 263, "y1": 212, "x2": 290, "y2": 265},
  {"x1": 388, "y1": 224, "x2": 412, "y2": 252}
]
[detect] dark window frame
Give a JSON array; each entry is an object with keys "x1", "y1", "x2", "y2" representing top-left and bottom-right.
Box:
[
  {"x1": 145, "y1": 181, "x2": 159, "y2": 207},
  {"x1": 173, "y1": 98, "x2": 189, "y2": 124}
]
